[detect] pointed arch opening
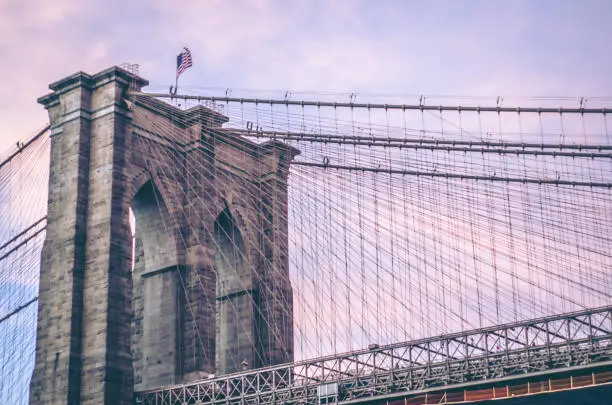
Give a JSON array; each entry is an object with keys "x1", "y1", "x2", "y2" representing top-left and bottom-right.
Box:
[
  {"x1": 131, "y1": 180, "x2": 180, "y2": 390},
  {"x1": 214, "y1": 208, "x2": 247, "y2": 294},
  {"x1": 132, "y1": 181, "x2": 177, "y2": 272},
  {"x1": 214, "y1": 207, "x2": 256, "y2": 373}
]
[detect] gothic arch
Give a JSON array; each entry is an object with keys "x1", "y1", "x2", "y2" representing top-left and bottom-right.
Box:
[
  {"x1": 131, "y1": 179, "x2": 181, "y2": 390},
  {"x1": 213, "y1": 198, "x2": 258, "y2": 263},
  {"x1": 130, "y1": 169, "x2": 177, "y2": 221},
  {"x1": 213, "y1": 205, "x2": 258, "y2": 373},
  {"x1": 214, "y1": 207, "x2": 248, "y2": 291}
]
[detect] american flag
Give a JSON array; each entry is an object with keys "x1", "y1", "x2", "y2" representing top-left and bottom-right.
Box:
[{"x1": 176, "y1": 47, "x2": 193, "y2": 78}]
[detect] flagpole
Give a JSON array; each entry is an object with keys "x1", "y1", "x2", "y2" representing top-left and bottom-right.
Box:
[{"x1": 174, "y1": 47, "x2": 192, "y2": 99}]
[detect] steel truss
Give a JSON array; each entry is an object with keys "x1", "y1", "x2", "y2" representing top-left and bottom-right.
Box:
[{"x1": 135, "y1": 306, "x2": 612, "y2": 405}]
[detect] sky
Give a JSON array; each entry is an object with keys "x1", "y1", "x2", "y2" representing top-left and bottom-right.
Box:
[
  {"x1": 1, "y1": 2, "x2": 611, "y2": 399},
  {"x1": 1, "y1": 0, "x2": 612, "y2": 155}
]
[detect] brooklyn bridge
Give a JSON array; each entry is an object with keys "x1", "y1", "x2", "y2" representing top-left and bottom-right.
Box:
[{"x1": 0, "y1": 66, "x2": 610, "y2": 404}]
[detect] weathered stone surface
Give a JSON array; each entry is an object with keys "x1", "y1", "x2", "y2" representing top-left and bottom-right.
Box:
[
  {"x1": 31, "y1": 67, "x2": 145, "y2": 405},
  {"x1": 30, "y1": 66, "x2": 297, "y2": 404}
]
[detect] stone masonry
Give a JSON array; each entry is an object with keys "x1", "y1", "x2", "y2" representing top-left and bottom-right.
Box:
[{"x1": 29, "y1": 67, "x2": 297, "y2": 405}]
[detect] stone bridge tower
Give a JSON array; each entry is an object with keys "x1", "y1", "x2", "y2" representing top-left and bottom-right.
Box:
[{"x1": 29, "y1": 67, "x2": 296, "y2": 405}]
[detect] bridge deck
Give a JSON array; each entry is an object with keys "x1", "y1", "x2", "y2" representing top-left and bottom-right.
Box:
[{"x1": 136, "y1": 305, "x2": 612, "y2": 405}]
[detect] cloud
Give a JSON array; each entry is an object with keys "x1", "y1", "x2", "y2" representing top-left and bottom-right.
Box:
[
  {"x1": 0, "y1": 0, "x2": 610, "y2": 333},
  {"x1": 2, "y1": 0, "x2": 611, "y2": 155},
  {"x1": 0, "y1": 0, "x2": 80, "y2": 37},
  {"x1": 0, "y1": 0, "x2": 110, "y2": 152}
]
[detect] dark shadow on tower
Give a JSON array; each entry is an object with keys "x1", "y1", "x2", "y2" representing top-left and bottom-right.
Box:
[
  {"x1": 214, "y1": 208, "x2": 253, "y2": 373},
  {"x1": 131, "y1": 180, "x2": 181, "y2": 390}
]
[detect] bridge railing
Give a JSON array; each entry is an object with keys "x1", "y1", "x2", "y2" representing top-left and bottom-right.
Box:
[{"x1": 135, "y1": 305, "x2": 612, "y2": 405}]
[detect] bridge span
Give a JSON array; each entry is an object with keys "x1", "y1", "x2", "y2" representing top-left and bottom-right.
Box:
[{"x1": 136, "y1": 306, "x2": 612, "y2": 405}]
